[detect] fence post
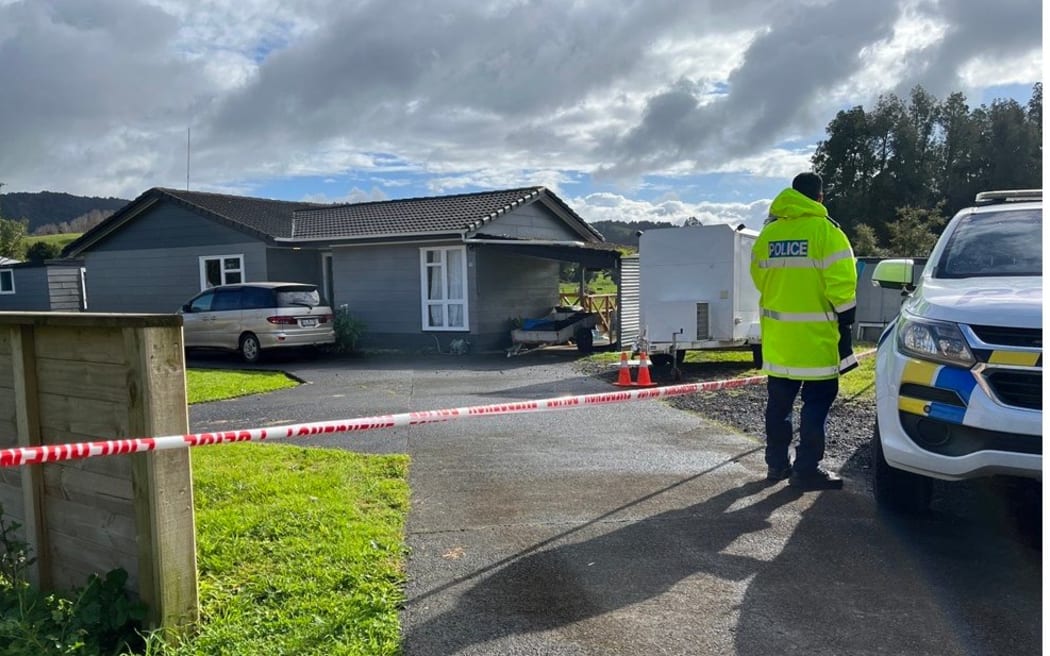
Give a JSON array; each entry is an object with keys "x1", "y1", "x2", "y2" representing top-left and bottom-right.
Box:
[
  {"x1": 124, "y1": 324, "x2": 199, "y2": 630},
  {"x1": 10, "y1": 325, "x2": 49, "y2": 589}
]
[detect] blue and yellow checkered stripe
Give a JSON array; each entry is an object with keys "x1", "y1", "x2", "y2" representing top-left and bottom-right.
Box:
[
  {"x1": 897, "y1": 359, "x2": 979, "y2": 424},
  {"x1": 972, "y1": 349, "x2": 1042, "y2": 367}
]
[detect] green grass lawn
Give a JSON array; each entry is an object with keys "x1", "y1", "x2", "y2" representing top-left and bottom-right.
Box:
[
  {"x1": 25, "y1": 233, "x2": 82, "y2": 248},
  {"x1": 157, "y1": 369, "x2": 410, "y2": 655},
  {"x1": 185, "y1": 368, "x2": 300, "y2": 404}
]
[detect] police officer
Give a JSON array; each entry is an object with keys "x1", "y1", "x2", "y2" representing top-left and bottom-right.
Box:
[{"x1": 750, "y1": 172, "x2": 857, "y2": 490}]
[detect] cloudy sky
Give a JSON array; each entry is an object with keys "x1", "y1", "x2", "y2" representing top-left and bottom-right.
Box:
[{"x1": 0, "y1": 0, "x2": 1042, "y2": 228}]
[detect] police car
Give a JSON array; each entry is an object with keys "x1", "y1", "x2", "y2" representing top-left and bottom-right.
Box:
[{"x1": 870, "y1": 190, "x2": 1042, "y2": 512}]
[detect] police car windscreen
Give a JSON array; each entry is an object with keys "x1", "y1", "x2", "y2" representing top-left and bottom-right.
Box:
[{"x1": 938, "y1": 209, "x2": 1042, "y2": 278}]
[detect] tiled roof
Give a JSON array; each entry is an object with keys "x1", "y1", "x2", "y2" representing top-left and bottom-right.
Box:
[
  {"x1": 291, "y1": 187, "x2": 550, "y2": 239},
  {"x1": 157, "y1": 188, "x2": 329, "y2": 239},
  {"x1": 65, "y1": 185, "x2": 601, "y2": 256}
]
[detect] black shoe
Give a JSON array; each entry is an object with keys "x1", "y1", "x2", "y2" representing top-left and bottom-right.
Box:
[
  {"x1": 766, "y1": 465, "x2": 792, "y2": 482},
  {"x1": 789, "y1": 468, "x2": 843, "y2": 490}
]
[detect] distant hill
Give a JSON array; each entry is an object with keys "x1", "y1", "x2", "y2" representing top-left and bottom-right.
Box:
[
  {"x1": 589, "y1": 220, "x2": 679, "y2": 248},
  {"x1": 0, "y1": 191, "x2": 129, "y2": 234}
]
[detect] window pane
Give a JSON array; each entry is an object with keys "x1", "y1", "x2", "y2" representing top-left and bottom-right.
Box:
[
  {"x1": 241, "y1": 287, "x2": 274, "y2": 309},
  {"x1": 205, "y1": 260, "x2": 221, "y2": 287},
  {"x1": 447, "y1": 249, "x2": 464, "y2": 299},
  {"x1": 190, "y1": 292, "x2": 214, "y2": 312},
  {"x1": 0, "y1": 270, "x2": 12, "y2": 292},
  {"x1": 212, "y1": 289, "x2": 242, "y2": 311},
  {"x1": 225, "y1": 271, "x2": 243, "y2": 284},
  {"x1": 427, "y1": 267, "x2": 444, "y2": 300},
  {"x1": 224, "y1": 257, "x2": 240, "y2": 271},
  {"x1": 427, "y1": 251, "x2": 441, "y2": 264},
  {"x1": 428, "y1": 305, "x2": 444, "y2": 327},
  {"x1": 448, "y1": 303, "x2": 464, "y2": 328}
]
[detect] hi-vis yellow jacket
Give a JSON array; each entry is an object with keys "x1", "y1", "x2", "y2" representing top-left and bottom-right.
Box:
[{"x1": 750, "y1": 188, "x2": 857, "y2": 380}]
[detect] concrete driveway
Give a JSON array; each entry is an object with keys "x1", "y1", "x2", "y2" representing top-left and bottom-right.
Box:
[{"x1": 189, "y1": 350, "x2": 1041, "y2": 656}]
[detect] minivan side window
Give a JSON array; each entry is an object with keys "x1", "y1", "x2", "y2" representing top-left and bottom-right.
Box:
[
  {"x1": 211, "y1": 288, "x2": 243, "y2": 311},
  {"x1": 241, "y1": 286, "x2": 275, "y2": 309},
  {"x1": 189, "y1": 291, "x2": 214, "y2": 312}
]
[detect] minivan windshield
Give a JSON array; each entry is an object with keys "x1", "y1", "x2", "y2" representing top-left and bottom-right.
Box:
[
  {"x1": 935, "y1": 209, "x2": 1042, "y2": 278},
  {"x1": 277, "y1": 287, "x2": 322, "y2": 307}
]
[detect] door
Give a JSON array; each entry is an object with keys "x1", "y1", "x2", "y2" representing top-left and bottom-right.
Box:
[
  {"x1": 209, "y1": 288, "x2": 245, "y2": 350},
  {"x1": 322, "y1": 253, "x2": 334, "y2": 307},
  {"x1": 182, "y1": 290, "x2": 217, "y2": 347}
]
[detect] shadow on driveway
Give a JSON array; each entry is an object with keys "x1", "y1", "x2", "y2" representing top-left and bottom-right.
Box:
[{"x1": 404, "y1": 447, "x2": 1041, "y2": 655}]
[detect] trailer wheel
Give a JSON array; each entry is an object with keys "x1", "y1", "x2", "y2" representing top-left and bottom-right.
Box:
[
  {"x1": 650, "y1": 353, "x2": 673, "y2": 367},
  {"x1": 574, "y1": 326, "x2": 594, "y2": 354}
]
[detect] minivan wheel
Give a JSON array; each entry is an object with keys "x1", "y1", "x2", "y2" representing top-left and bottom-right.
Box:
[
  {"x1": 872, "y1": 421, "x2": 932, "y2": 514},
  {"x1": 239, "y1": 333, "x2": 262, "y2": 363}
]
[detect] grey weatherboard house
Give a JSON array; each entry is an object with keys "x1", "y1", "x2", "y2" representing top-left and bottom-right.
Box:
[{"x1": 63, "y1": 186, "x2": 619, "y2": 351}]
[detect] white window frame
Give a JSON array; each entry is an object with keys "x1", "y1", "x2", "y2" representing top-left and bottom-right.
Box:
[
  {"x1": 198, "y1": 254, "x2": 244, "y2": 290},
  {"x1": 0, "y1": 269, "x2": 13, "y2": 294},
  {"x1": 420, "y1": 246, "x2": 469, "y2": 331}
]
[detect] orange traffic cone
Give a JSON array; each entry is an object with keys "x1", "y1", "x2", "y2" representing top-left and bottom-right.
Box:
[
  {"x1": 613, "y1": 351, "x2": 633, "y2": 387},
  {"x1": 635, "y1": 352, "x2": 657, "y2": 387}
]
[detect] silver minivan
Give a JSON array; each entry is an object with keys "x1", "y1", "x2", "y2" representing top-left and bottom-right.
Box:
[{"x1": 179, "y1": 282, "x2": 335, "y2": 362}]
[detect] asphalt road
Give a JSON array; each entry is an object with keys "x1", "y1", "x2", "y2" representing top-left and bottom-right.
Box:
[{"x1": 189, "y1": 349, "x2": 1042, "y2": 656}]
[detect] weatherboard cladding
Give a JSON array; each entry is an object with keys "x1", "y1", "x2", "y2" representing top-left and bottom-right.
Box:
[{"x1": 291, "y1": 187, "x2": 546, "y2": 239}]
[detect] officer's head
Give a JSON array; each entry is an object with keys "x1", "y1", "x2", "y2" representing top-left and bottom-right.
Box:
[{"x1": 792, "y1": 172, "x2": 823, "y2": 203}]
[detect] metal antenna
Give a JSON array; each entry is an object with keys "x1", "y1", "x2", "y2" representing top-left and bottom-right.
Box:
[{"x1": 186, "y1": 126, "x2": 191, "y2": 190}]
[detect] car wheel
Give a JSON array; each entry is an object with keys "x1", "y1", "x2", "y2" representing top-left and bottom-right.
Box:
[
  {"x1": 871, "y1": 420, "x2": 932, "y2": 514},
  {"x1": 239, "y1": 333, "x2": 262, "y2": 363}
]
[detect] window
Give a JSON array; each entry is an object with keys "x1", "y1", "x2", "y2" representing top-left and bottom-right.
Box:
[
  {"x1": 211, "y1": 288, "x2": 243, "y2": 311},
  {"x1": 937, "y1": 210, "x2": 1042, "y2": 278},
  {"x1": 0, "y1": 269, "x2": 12, "y2": 294},
  {"x1": 188, "y1": 291, "x2": 214, "y2": 312},
  {"x1": 420, "y1": 246, "x2": 468, "y2": 330},
  {"x1": 240, "y1": 286, "x2": 275, "y2": 309},
  {"x1": 199, "y1": 254, "x2": 244, "y2": 289}
]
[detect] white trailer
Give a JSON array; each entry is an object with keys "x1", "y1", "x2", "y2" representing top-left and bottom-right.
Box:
[{"x1": 635, "y1": 223, "x2": 762, "y2": 373}]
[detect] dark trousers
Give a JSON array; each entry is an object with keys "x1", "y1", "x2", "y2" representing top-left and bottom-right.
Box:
[{"x1": 764, "y1": 376, "x2": 838, "y2": 474}]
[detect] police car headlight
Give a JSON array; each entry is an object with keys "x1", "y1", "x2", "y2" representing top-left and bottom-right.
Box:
[{"x1": 896, "y1": 315, "x2": 975, "y2": 367}]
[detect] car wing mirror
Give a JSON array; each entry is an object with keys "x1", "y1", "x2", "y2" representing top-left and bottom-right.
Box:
[
  {"x1": 181, "y1": 304, "x2": 193, "y2": 313},
  {"x1": 871, "y1": 258, "x2": 916, "y2": 293}
]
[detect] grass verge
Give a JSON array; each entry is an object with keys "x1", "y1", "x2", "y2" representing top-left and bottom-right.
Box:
[
  {"x1": 153, "y1": 443, "x2": 409, "y2": 656},
  {"x1": 186, "y1": 369, "x2": 299, "y2": 404}
]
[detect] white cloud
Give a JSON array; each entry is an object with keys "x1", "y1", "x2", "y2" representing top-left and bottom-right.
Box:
[
  {"x1": 0, "y1": 0, "x2": 1040, "y2": 200},
  {"x1": 570, "y1": 192, "x2": 772, "y2": 230}
]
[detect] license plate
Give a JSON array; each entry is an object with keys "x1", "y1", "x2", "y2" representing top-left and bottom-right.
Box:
[{"x1": 300, "y1": 319, "x2": 317, "y2": 327}]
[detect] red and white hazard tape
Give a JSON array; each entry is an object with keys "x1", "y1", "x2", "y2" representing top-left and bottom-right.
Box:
[{"x1": 0, "y1": 374, "x2": 767, "y2": 468}]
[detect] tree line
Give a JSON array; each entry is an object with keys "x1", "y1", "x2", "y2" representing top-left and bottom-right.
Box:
[{"x1": 814, "y1": 83, "x2": 1042, "y2": 256}]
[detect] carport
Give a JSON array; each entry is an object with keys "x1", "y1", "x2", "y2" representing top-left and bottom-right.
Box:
[{"x1": 465, "y1": 236, "x2": 630, "y2": 346}]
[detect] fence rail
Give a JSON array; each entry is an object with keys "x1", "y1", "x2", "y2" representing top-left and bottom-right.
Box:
[{"x1": 559, "y1": 292, "x2": 617, "y2": 338}]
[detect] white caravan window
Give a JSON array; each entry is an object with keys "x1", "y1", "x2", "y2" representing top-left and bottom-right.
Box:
[
  {"x1": 420, "y1": 246, "x2": 468, "y2": 330},
  {"x1": 199, "y1": 254, "x2": 244, "y2": 290},
  {"x1": 0, "y1": 269, "x2": 13, "y2": 294}
]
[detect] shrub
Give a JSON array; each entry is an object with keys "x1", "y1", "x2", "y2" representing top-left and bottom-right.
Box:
[
  {"x1": 331, "y1": 306, "x2": 366, "y2": 353},
  {"x1": 0, "y1": 505, "x2": 147, "y2": 656}
]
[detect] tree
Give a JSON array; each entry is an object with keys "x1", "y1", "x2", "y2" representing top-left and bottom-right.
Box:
[
  {"x1": 814, "y1": 84, "x2": 1041, "y2": 254},
  {"x1": 0, "y1": 217, "x2": 28, "y2": 260},
  {"x1": 25, "y1": 240, "x2": 62, "y2": 263},
  {"x1": 884, "y1": 205, "x2": 946, "y2": 257},
  {"x1": 849, "y1": 223, "x2": 886, "y2": 257}
]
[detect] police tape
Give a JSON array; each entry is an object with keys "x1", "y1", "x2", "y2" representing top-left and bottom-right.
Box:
[{"x1": 0, "y1": 374, "x2": 769, "y2": 468}]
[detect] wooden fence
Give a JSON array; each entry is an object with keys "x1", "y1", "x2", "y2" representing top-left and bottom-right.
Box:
[
  {"x1": 559, "y1": 292, "x2": 617, "y2": 338},
  {"x1": 0, "y1": 312, "x2": 198, "y2": 630}
]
